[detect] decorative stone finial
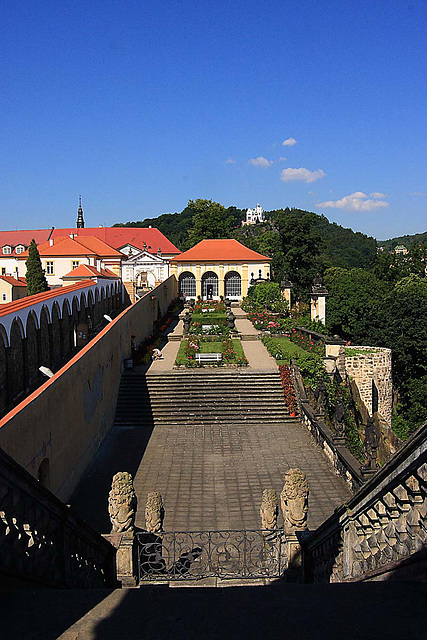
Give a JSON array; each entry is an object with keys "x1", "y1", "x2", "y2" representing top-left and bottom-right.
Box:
[
  {"x1": 108, "y1": 472, "x2": 137, "y2": 533},
  {"x1": 280, "y1": 468, "x2": 309, "y2": 533},
  {"x1": 260, "y1": 489, "x2": 279, "y2": 531},
  {"x1": 145, "y1": 491, "x2": 164, "y2": 532}
]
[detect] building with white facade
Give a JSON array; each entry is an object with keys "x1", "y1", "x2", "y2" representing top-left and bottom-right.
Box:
[{"x1": 242, "y1": 204, "x2": 265, "y2": 226}]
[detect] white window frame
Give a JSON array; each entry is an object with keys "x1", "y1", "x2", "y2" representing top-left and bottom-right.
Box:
[
  {"x1": 45, "y1": 261, "x2": 54, "y2": 275},
  {"x1": 2, "y1": 246, "x2": 11, "y2": 255},
  {"x1": 72, "y1": 260, "x2": 80, "y2": 270},
  {"x1": 15, "y1": 246, "x2": 24, "y2": 254}
]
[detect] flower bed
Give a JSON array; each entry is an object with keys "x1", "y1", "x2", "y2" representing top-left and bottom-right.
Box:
[
  {"x1": 261, "y1": 336, "x2": 308, "y2": 364},
  {"x1": 175, "y1": 338, "x2": 248, "y2": 367},
  {"x1": 193, "y1": 300, "x2": 227, "y2": 313},
  {"x1": 279, "y1": 364, "x2": 297, "y2": 415},
  {"x1": 289, "y1": 328, "x2": 324, "y2": 355}
]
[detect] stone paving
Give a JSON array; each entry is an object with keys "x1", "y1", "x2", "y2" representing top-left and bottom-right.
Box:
[{"x1": 70, "y1": 306, "x2": 351, "y2": 533}]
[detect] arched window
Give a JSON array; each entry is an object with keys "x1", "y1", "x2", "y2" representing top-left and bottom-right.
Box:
[
  {"x1": 201, "y1": 271, "x2": 218, "y2": 299},
  {"x1": 179, "y1": 271, "x2": 196, "y2": 298},
  {"x1": 224, "y1": 271, "x2": 241, "y2": 299}
]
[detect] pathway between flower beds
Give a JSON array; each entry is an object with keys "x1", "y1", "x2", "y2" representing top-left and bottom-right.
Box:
[{"x1": 149, "y1": 306, "x2": 277, "y2": 372}]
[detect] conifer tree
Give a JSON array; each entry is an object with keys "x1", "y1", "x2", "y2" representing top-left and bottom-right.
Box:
[{"x1": 25, "y1": 239, "x2": 48, "y2": 295}]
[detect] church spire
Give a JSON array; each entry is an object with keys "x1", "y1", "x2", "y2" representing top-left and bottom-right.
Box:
[{"x1": 76, "y1": 195, "x2": 85, "y2": 228}]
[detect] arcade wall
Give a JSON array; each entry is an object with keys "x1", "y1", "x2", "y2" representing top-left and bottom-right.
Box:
[{"x1": 0, "y1": 276, "x2": 178, "y2": 501}]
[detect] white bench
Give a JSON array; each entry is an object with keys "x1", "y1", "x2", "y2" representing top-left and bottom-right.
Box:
[{"x1": 195, "y1": 353, "x2": 222, "y2": 364}]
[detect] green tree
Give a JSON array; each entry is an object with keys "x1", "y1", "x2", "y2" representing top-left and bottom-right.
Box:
[
  {"x1": 247, "y1": 281, "x2": 287, "y2": 312},
  {"x1": 275, "y1": 211, "x2": 323, "y2": 297},
  {"x1": 187, "y1": 199, "x2": 235, "y2": 246},
  {"x1": 324, "y1": 267, "x2": 388, "y2": 341},
  {"x1": 25, "y1": 239, "x2": 48, "y2": 295}
]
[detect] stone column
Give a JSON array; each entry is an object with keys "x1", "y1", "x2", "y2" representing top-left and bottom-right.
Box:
[
  {"x1": 218, "y1": 264, "x2": 225, "y2": 298},
  {"x1": 310, "y1": 275, "x2": 328, "y2": 324},
  {"x1": 196, "y1": 265, "x2": 202, "y2": 298},
  {"x1": 241, "y1": 263, "x2": 249, "y2": 297},
  {"x1": 280, "y1": 274, "x2": 292, "y2": 310}
]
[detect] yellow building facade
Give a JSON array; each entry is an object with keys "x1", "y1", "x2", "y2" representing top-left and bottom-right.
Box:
[{"x1": 169, "y1": 239, "x2": 271, "y2": 300}]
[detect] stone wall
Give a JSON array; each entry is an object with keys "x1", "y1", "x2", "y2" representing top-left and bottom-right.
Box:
[
  {"x1": 345, "y1": 346, "x2": 392, "y2": 426},
  {"x1": 0, "y1": 276, "x2": 178, "y2": 502}
]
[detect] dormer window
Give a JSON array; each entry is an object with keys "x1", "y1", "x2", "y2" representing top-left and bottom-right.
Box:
[
  {"x1": 2, "y1": 246, "x2": 11, "y2": 255},
  {"x1": 15, "y1": 245, "x2": 24, "y2": 254}
]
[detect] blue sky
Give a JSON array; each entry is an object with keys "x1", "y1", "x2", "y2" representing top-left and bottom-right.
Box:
[{"x1": 1, "y1": 0, "x2": 426, "y2": 240}]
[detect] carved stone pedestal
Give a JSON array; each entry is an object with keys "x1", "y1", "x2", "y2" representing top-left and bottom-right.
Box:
[
  {"x1": 283, "y1": 533, "x2": 304, "y2": 583},
  {"x1": 103, "y1": 532, "x2": 137, "y2": 587}
]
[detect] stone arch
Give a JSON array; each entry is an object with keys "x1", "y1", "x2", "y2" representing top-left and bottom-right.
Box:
[
  {"x1": 7, "y1": 318, "x2": 26, "y2": 408},
  {"x1": 25, "y1": 311, "x2": 40, "y2": 392},
  {"x1": 62, "y1": 299, "x2": 73, "y2": 356},
  {"x1": 201, "y1": 271, "x2": 219, "y2": 300},
  {"x1": 71, "y1": 296, "x2": 79, "y2": 347},
  {"x1": 39, "y1": 306, "x2": 51, "y2": 370},
  {"x1": 51, "y1": 302, "x2": 62, "y2": 370},
  {"x1": 179, "y1": 271, "x2": 196, "y2": 298},
  {"x1": 0, "y1": 325, "x2": 8, "y2": 416},
  {"x1": 224, "y1": 270, "x2": 242, "y2": 299}
]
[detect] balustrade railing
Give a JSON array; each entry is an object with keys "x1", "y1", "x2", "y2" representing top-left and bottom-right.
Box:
[
  {"x1": 304, "y1": 423, "x2": 427, "y2": 582},
  {"x1": 0, "y1": 447, "x2": 117, "y2": 589},
  {"x1": 136, "y1": 529, "x2": 286, "y2": 581}
]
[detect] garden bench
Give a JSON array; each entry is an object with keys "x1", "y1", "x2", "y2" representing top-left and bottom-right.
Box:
[{"x1": 195, "y1": 353, "x2": 222, "y2": 364}]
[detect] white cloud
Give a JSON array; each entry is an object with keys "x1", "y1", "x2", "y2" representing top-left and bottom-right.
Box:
[
  {"x1": 280, "y1": 167, "x2": 325, "y2": 183},
  {"x1": 278, "y1": 156, "x2": 287, "y2": 161},
  {"x1": 412, "y1": 191, "x2": 427, "y2": 197},
  {"x1": 225, "y1": 157, "x2": 236, "y2": 164},
  {"x1": 370, "y1": 192, "x2": 387, "y2": 199},
  {"x1": 249, "y1": 156, "x2": 273, "y2": 167},
  {"x1": 282, "y1": 137, "x2": 297, "y2": 146},
  {"x1": 317, "y1": 191, "x2": 389, "y2": 212}
]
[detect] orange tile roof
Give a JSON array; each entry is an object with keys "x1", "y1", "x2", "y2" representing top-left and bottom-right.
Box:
[
  {"x1": 62, "y1": 264, "x2": 104, "y2": 278},
  {"x1": 68, "y1": 235, "x2": 123, "y2": 258},
  {"x1": 52, "y1": 227, "x2": 181, "y2": 254},
  {"x1": 0, "y1": 276, "x2": 27, "y2": 287},
  {"x1": 62, "y1": 264, "x2": 120, "y2": 279},
  {"x1": 0, "y1": 281, "x2": 92, "y2": 318},
  {"x1": 0, "y1": 229, "x2": 51, "y2": 255},
  {"x1": 170, "y1": 239, "x2": 271, "y2": 262}
]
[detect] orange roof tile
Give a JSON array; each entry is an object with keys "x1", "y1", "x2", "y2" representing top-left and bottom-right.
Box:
[
  {"x1": 69, "y1": 235, "x2": 123, "y2": 258},
  {"x1": 62, "y1": 264, "x2": 104, "y2": 279},
  {"x1": 170, "y1": 239, "x2": 271, "y2": 262},
  {"x1": 0, "y1": 276, "x2": 27, "y2": 287},
  {"x1": 52, "y1": 227, "x2": 181, "y2": 254},
  {"x1": 0, "y1": 281, "x2": 92, "y2": 318}
]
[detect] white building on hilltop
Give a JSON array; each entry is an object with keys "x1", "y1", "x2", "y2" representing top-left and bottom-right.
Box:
[{"x1": 242, "y1": 204, "x2": 265, "y2": 226}]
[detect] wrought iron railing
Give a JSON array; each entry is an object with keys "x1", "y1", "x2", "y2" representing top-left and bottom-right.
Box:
[{"x1": 136, "y1": 529, "x2": 286, "y2": 581}]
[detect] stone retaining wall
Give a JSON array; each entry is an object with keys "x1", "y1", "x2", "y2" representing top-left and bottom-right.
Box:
[{"x1": 345, "y1": 346, "x2": 392, "y2": 426}]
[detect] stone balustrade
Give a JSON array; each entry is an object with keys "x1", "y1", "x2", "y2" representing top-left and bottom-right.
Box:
[
  {"x1": 303, "y1": 422, "x2": 427, "y2": 582},
  {"x1": 292, "y1": 365, "x2": 363, "y2": 492},
  {"x1": 0, "y1": 446, "x2": 117, "y2": 589}
]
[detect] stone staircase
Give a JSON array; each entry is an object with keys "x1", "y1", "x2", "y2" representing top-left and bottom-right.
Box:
[{"x1": 114, "y1": 370, "x2": 293, "y2": 427}]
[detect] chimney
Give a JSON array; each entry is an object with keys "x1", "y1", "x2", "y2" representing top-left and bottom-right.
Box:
[{"x1": 49, "y1": 238, "x2": 54, "y2": 246}]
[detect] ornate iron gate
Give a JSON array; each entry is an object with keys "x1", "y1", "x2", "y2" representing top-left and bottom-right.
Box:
[{"x1": 136, "y1": 529, "x2": 285, "y2": 581}]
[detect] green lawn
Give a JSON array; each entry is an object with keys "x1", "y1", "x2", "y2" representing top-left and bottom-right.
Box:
[
  {"x1": 175, "y1": 339, "x2": 245, "y2": 365},
  {"x1": 262, "y1": 336, "x2": 308, "y2": 364}
]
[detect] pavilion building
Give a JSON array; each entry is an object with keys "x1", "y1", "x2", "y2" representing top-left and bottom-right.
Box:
[{"x1": 169, "y1": 239, "x2": 271, "y2": 300}]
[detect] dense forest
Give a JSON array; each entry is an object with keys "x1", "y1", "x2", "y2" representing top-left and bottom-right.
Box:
[
  {"x1": 115, "y1": 199, "x2": 427, "y2": 440},
  {"x1": 379, "y1": 230, "x2": 427, "y2": 251}
]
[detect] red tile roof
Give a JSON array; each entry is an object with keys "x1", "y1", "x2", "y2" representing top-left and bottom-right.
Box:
[
  {"x1": 0, "y1": 281, "x2": 92, "y2": 318},
  {"x1": 0, "y1": 230, "x2": 52, "y2": 255},
  {"x1": 18, "y1": 235, "x2": 123, "y2": 259},
  {"x1": 51, "y1": 227, "x2": 180, "y2": 254},
  {"x1": 0, "y1": 276, "x2": 27, "y2": 287},
  {"x1": 62, "y1": 264, "x2": 119, "y2": 279},
  {"x1": 170, "y1": 239, "x2": 271, "y2": 262}
]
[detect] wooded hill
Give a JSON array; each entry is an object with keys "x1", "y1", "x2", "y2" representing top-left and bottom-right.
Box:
[
  {"x1": 379, "y1": 230, "x2": 427, "y2": 251},
  {"x1": 114, "y1": 203, "x2": 377, "y2": 270}
]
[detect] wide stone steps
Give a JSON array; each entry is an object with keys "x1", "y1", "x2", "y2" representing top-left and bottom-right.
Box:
[{"x1": 114, "y1": 370, "x2": 294, "y2": 427}]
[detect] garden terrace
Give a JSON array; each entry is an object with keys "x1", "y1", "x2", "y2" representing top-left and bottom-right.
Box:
[{"x1": 175, "y1": 338, "x2": 247, "y2": 367}]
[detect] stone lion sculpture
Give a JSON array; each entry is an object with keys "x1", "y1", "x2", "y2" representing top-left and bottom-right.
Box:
[
  {"x1": 260, "y1": 489, "x2": 279, "y2": 531},
  {"x1": 145, "y1": 491, "x2": 164, "y2": 533},
  {"x1": 280, "y1": 468, "x2": 309, "y2": 533},
  {"x1": 108, "y1": 472, "x2": 137, "y2": 534}
]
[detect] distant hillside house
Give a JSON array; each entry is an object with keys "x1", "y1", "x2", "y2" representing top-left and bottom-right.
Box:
[
  {"x1": 0, "y1": 276, "x2": 27, "y2": 303},
  {"x1": 393, "y1": 244, "x2": 408, "y2": 255},
  {"x1": 242, "y1": 204, "x2": 265, "y2": 226},
  {"x1": 169, "y1": 239, "x2": 271, "y2": 300}
]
